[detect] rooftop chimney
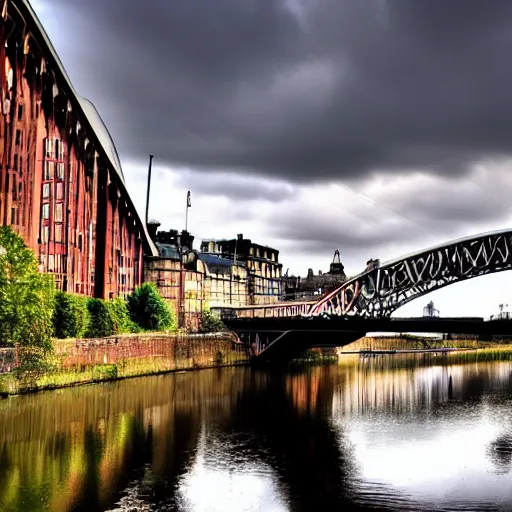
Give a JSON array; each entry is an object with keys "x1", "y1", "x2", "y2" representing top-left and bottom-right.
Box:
[{"x1": 146, "y1": 220, "x2": 161, "y2": 241}]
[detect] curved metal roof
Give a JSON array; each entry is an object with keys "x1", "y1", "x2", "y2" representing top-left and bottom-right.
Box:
[{"x1": 19, "y1": 0, "x2": 157, "y2": 256}]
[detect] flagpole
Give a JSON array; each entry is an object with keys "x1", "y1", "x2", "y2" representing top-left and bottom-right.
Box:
[{"x1": 185, "y1": 191, "x2": 191, "y2": 232}]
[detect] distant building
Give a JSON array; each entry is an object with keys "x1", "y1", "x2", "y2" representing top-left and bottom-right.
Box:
[
  {"x1": 491, "y1": 303, "x2": 510, "y2": 321},
  {"x1": 283, "y1": 250, "x2": 347, "y2": 300},
  {"x1": 200, "y1": 234, "x2": 283, "y2": 305},
  {"x1": 423, "y1": 301, "x2": 439, "y2": 317},
  {"x1": 144, "y1": 225, "x2": 249, "y2": 329}
]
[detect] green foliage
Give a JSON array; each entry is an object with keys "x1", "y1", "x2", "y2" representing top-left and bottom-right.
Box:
[
  {"x1": 85, "y1": 298, "x2": 115, "y2": 338},
  {"x1": 199, "y1": 306, "x2": 225, "y2": 333},
  {"x1": 127, "y1": 283, "x2": 175, "y2": 331},
  {"x1": 52, "y1": 291, "x2": 89, "y2": 339},
  {"x1": 92, "y1": 364, "x2": 118, "y2": 381},
  {"x1": 0, "y1": 226, "x2": 55, "y2": 353},
  {"x1": 107, "y1": 298, "x2": 140, "y2": 334}
]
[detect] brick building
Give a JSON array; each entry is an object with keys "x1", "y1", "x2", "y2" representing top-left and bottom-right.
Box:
[
  {"x1": 144, "y1": 227, "x2": 249, "y2": 330},
  {"x1": 0, "y1": 0, "x2": 156, "y2": 298},
  {"x1": 200, "y1": 234, "x2": 283, "y2": 305}
]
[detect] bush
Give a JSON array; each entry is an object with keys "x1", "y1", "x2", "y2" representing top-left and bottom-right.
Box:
[
  {"x1": 127, "y1": 283, "x2": 175, "y2": 331},
  {"x1": 52, "y1": 291, "x2": 89, "y2": 338},
  {"x1": 85, "y1": 298, "x2": 115, "y2": 338},
  {"x1": 199, "y1": 307, "x2": 225, "y2": 333},
  {"x1": 92, "y1": 364, "x2": 118, "y2": 381},
  {"x1": 0, "y1": 226, "x2": 55, "y2": 353},
  {"x1": 107, "y1": 298, "x2": 139, "y2": 334}
]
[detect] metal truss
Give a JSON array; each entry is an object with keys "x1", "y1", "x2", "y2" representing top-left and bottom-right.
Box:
[{"x1": 309, "y1": 229, "x2": 512, "y2": 318}]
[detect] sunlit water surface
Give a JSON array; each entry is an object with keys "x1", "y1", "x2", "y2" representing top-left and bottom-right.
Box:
[{"x1": 1, "y1": 354, "x2": 512, "y2": 511}]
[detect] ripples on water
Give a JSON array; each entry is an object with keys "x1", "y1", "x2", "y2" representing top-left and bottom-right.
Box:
[{"x1": 1, "y1": 354, "x2": 512, "y2": 511}]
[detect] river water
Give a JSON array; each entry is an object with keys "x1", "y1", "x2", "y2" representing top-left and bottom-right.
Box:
[{"x1": 1, "y1": 354, "x2": 512, "y2": 511}]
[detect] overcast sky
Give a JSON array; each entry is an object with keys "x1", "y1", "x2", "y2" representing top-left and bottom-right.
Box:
[{"x1": 32, "y1": 0, "x2": 512, "y2": 318}]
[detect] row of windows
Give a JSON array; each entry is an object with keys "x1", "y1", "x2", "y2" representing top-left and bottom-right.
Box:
[
  {"x1": 43, "y1": 161, "x2": 65, "y2": 180},
  {"x1": 41, "y1": 202, "x2": 64, "y2": 222},
  {"x1": 248, "y1": 262, "x2": 282, "y2": 278},
  {"x1": 39, "y1": 253, "x2": 66, "y2": 273},
  {"x1": 45, "y1": 138, "x2": 65, "y2": 160},
  {"x1": 40, "y1": 223, "x2": 64, "y2": 243},
  {"x1": 42, "y1": 182, "x2": 64, "y2": 200},
  {"x1": 202, "y1": 241, "x2": 278, "y2": 262},
  {"x1": 249, "y1": 247, "x2": 276, "y2": 261}
]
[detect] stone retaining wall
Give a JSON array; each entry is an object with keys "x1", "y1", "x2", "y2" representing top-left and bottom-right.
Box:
[{"x1": 54, "y1": 333, "x2": 249, "y2": 373}]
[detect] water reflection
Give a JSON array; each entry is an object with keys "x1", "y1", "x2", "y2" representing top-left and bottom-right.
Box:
[{"x1": 0, "y1": 356, "x2": 511, "y2": 510}]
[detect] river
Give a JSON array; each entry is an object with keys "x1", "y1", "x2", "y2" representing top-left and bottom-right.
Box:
[{"x1": 1, "y1": 354, "x2": 512, "y2": 511}]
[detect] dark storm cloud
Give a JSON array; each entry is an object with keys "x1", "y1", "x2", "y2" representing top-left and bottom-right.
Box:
[
  {"x1": 176, "y1": 171, "x2": 296, "y2": 202},
  {"x1": 269, "y1": 209, "x2": 423, "y2": 257},
  {"x1": 41, "y1": 0, "x2": 512, "y2": 183}
]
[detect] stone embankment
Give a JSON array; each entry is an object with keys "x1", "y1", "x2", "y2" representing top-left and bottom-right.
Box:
[{"x1": 0, "y1": 333, "x2": 249, "y2": 395}]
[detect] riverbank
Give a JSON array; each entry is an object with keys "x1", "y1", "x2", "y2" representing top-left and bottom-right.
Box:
[
  {"x1": 0, "y1": 333, "x2": 249, "y2": 396},
  {"x1": 337, "y1": 335, "x2": 510, "y2": 353}
]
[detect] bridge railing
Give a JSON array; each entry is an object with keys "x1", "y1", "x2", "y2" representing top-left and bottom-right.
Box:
[{"x1": 213, "y1": 300, "x2": 317, "y2": 321}]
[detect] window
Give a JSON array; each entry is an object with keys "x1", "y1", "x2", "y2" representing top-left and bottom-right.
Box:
[
  {"x1": 57, "y1": 162, "x2": 65, "y2": 180},
  {"x1": 15, "y1": 129, "x2": 20, "y2": 146},
  {"x1": 10, "y1": 208, "x2": 16, "y2": 224},
  {"x1": 55, "y1": 203, "x2": 63, "y2": 222},
  {"x1": 48, "y1": 255, "x2": 54, "y2": 271},
  {"x1": 44, "y1": 161, "x2": 53, "y2": 180},
  {"x1": 56, "y1": 182, "x2": 63, "y2": 200},
  {"x1": 54, "y1": 224, "x2": 62, "y2": 242},
  {"x1": 42, "y1": 203, "x2": 49, "y2": 219},
  {"x1": 13, "y1": 154, "x2": 17, "y2": 170},
  {"x1": 41, "y1": 225, "x2": 49, "y2": 243},
  {"x1": 19, "y1": 156, "x2": 22, "y2": 174},
  {"x1": 17, "y1": 104, "x2": 22, "y2": 121},
  {"x1": 55, "y1": 139, "x2": 59, "y2": 161},
  {"x1": 45, "y1": 138, "x2": 52, "y2": 158},
  {"x1": 42, "y1": 183, "x2": 50, "y2": 198}
]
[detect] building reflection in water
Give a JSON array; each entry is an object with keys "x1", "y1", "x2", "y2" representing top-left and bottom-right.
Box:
[{"x1": 0, "y1": 355, "x2": 512, "y2": 510}]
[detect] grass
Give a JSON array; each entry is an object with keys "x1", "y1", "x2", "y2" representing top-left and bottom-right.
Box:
[{"x1": 0, "y1": 347, "x2": 250, "y2": 396}]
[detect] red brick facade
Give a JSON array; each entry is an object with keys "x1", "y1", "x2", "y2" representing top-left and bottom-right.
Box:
[{"x1": 0, "y1": 1, "x2": 155, "y2": 298}]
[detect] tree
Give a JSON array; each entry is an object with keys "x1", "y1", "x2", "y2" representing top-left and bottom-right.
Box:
[
  {"x1": 127, "y1": 283, "x2": 175, "y2": 331},
  {"x1": 198, "y1": 306, "x2": 225, "y2": 333},
  {"x1": 0, "y1": 226, "x2": 55, "y2": 352},
  {"x1": 52, "y1": 291, "x2": 89, "y2": 338},
  {"x1": 85, "y1": 298, "x2": 115, "y2": 338}
]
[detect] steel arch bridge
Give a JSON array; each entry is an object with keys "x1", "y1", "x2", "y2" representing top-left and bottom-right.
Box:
[{"x1": 309, "y1": 228, "x2": 512, "y2": 319}]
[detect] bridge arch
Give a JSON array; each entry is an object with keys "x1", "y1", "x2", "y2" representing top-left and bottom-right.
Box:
[{"x1": 310, "y1": 228, "x2": 512, "y2": 318}]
